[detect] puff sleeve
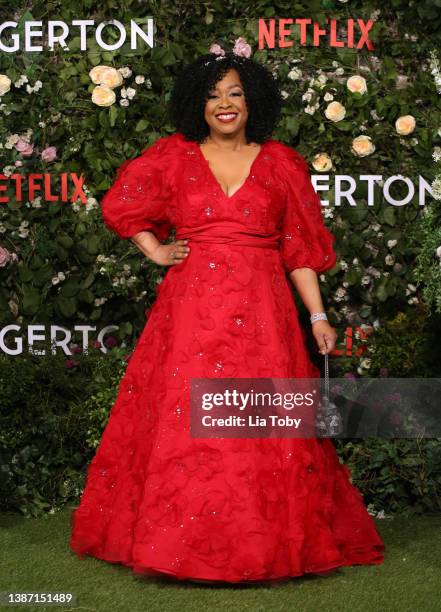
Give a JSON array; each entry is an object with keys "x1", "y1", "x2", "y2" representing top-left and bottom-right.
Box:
[
  {"x1": 279, "y1": 150, "x2": 337, "y2": 274},
  {"x1": 100, "y1": 138, "x2": 174, "y2": 241}
]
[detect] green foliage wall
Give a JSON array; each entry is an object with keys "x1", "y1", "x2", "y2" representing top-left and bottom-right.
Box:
[
  {"x1": 1, "y1": 0, "x2": 441, "y2": 516},
  {"x1": 0, "y1": 0, "x2": 440, "y2": 344}
]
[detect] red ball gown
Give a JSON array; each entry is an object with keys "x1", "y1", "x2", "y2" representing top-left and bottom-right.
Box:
[{"x1": 69, "y1": 131, "x2": 385, "y2": 582}]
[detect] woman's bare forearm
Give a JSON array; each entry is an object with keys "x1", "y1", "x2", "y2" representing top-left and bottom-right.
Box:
[
  {"x1": 130, "y1": 230, "x2": 161, "y2": 259},
  {"x1": 288, "y1": 268, "x2": 325, "y2": 315}
]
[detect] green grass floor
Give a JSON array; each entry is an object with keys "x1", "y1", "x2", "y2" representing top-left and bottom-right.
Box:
[{"x1": 0, "y1": 509, "x2": 440, "y2": 612}]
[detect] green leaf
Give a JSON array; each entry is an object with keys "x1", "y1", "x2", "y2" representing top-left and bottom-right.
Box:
[
  {"x1": 360, "y1": 305, "x2": 372, "y2": 318},
  {"x1": 77, "y1": 289, "x2": 95, "y2": 304},
  {"x1": 22, "y1": 287, "x2": 41, "y2": 315},
  {"x1": 376, "y1": 281, "x2": 389, "y2": 302},
  {"x1": 55, "y1": 245, "x2": 68, "y2": 261},
  {"x1": 162, "y1": 49, "x2": 175, "y2": 66},
  {"x1": 56, "y1": 235, "x2": 74, "y2": 249},
  {"x1": 33, "y1": 266, "x2": 53, "y2": 287},
  {"x1": 109, "y1": 105, "x2": 118, "y2": 127},
  {"x1": 99, "y1": 110, "x2": 109, "y2": 129},
  {"x1": 82, "y1": 272, "x2": 96, "y2": 289},
  {"x1": 88, "y1": 51, "x2": 101, "y2": 66},
  {"x1": 60, "y1": 278, "x2": 80, "y2": 297},
  {"x1": 87, "y1": 235, "x2": 101, "y2": 254},
  {"x1": 285, "y1": 116, "x2": 299, "y2": 136},
  {"x1": 383, "y1": 207, "x2": 396, "y2": 226},
  {"x1": 18, "y1": 266, "x2": 33, "y2": 282},
  {"x1": 118, "y1": 321, "x2": 133, "y2": 336},
  {"x1": 135, "y1": 119, "x2": 150, "y2": 132},
  {"x1": 346, "y1": 268, "x2": 360, "y2": 285},
  {"x1": 56, "y1": 296, "x2": 77, "y2": 318},
  {"x1": 334, "y1": 121, "x2": 353, "y2": 131},
  {"x1": 29, "y1": 255, "x2": 44, "y2": 270}
]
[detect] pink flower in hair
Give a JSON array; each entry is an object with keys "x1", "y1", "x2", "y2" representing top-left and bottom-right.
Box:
[
  {"x1": 209, "y1": 43, "x2": 225, "y2": 57},
  {"x1": 233, "y1": 37, "x2": 252, "y2": 58}
]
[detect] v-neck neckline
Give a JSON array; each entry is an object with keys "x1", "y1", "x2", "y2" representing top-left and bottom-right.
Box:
[{"x1": 194, "y1": 139, "x2": 267, "y2": 200}]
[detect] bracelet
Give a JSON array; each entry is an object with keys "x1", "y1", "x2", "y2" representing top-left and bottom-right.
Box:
[{"x1": 310, "y1": 312, "x2": 328, "y2": 324}]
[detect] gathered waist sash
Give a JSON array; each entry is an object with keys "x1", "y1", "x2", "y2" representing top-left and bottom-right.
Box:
[{"x1": 175, "y1": 221, "x2": 280, "y2": 250}]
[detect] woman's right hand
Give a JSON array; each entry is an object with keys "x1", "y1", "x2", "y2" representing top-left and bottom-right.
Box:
[{"x1": 148, "y1": 239, "x2": 190, "y2": 266}]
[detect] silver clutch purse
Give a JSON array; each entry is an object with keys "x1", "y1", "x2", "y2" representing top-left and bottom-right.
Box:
[{"x1": 315, "y1": 352, "x2": 344, "y2": 437}]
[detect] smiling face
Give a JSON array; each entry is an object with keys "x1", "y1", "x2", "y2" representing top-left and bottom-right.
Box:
[{"x1": 203, "y1": 68, "x2": 249, "y2": 138}]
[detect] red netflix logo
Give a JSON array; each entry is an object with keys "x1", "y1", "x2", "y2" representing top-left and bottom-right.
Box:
[
  {"x1": 258, "y1": 18, "x2": 375, "y2": 50},
  {"x1": 0, "y1": 173, "x2": 87, "y2": 203},
  {"x1": 331, "y1": 326, "x2": 373, "y2": 358}
]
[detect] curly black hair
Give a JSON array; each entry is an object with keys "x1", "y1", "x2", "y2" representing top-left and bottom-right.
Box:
[{"x1": 168, "y1": 51, "x2": 283, "y2": 144}]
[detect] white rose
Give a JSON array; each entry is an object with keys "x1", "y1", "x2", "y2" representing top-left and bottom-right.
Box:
[
  {"x1": 89, "y1": 65, "x2": 109, "y2": 84},
  {"x1": 323, "y1": 92, "x2": 334, "y2": 102},
  {"x1": 288, "y1": 67, "x2": 302, "y2": 80},
  {"x1": 304, "y1": 104, "x2": 317, "y2": 115},
  {"x1": 91, "y1": 85, "x2": 116, "y2": 107},
  {"x1": 436, "y1": 245, "x2": 441, "y2": 258},
  {"x1": 352, "y1": 135, "x2": 376, "y2": 157},
  {"x1": 387, "y1": 239, "x2": 397, "y2": 248},
  {"x1": 135, "y1": 75, "x2": 145, "y2": 84},
  {"x1": 325, "y1": 101, "x2": 346, "y2": 122},
  {"x1": 89, "y1": 66, "x2": 123, "y2": 89},
  {"x1": 396, "y1": 115, "x2": 416, "y2": 135},
  {"x1": 312, "y1": 152, "x2": 333, "y2": 172},
  {"x1": 118, "y1": 67, "x2": 132, "y2": 78},
  {"x1": 99, "y1": 67, "x2": 123, "y2": 89},
  {"x1": 0, "y1": 74, "x2": 12, "y2": 96},
  {"x1": 347, "y1": 75, "x2": 368, "y2": 95},
  {"x1": 395, "y1": 75, "x2": 410, "y2": 90}
]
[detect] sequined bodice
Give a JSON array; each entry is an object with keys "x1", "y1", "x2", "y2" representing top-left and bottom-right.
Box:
[{"x1": 100, "y1": 131, "x2": 337, "y2": 275}]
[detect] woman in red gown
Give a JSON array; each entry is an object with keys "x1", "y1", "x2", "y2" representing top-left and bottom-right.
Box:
[{"x1": 69, "y1": 43, "x2": 385, "y2": 583}]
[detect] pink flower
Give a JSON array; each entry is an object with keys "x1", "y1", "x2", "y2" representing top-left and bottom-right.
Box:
[
  {"x1": 0, "y1": 246, "x2": 12, "y2": 267},
  {"x1": 104, "y1": 335, "x2": 118, "y2": 348},
  {"x1": 14, "y1": 160, "x2": 23, "y2": 167},
  {"x1": 233, "y1": 37, "x2": 252, "y2": 58},
  {"x1": 209, "y1": 43, "x2": 225, "y2": 57},
  {"x1": 14, "y1": 137, "x2": 34, "y2": 156},
  {"x1": 41, "y1": 146, "x2": 57, "y2": 162},
  {"x1": 91, "y1": 340, "x2": 102, "y2": 349},
  {"x1": 65, "y1": 359, "x2": 78, "y2": 369}
]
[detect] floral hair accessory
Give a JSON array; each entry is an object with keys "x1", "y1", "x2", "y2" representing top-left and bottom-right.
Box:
[
  {"x1": 206, "y1": 37, "x2": 252, "y2": 64},
  {"x1": 209, "y1": 43, "x2": 226, "y2": 58},
  {"x1": 232, "y1": 37, "x2": 252, "y2": 58}
]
